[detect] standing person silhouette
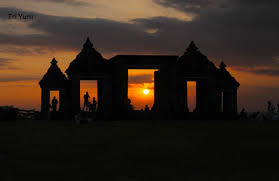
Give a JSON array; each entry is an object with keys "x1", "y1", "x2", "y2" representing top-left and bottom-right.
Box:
[
  {"x1": 51, "y1": 96, "x2": 58, "y2": 112},
  {"x1": 83, "y1": 92, "x2": 90, "y2": 112},
  {"x1": 92, "y1": 97, "x2": 97, "y2": 113}
]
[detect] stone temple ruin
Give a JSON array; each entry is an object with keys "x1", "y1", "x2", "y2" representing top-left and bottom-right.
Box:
[{"x1": 39, "y1": 38, "x2": 240, "y2": 120}]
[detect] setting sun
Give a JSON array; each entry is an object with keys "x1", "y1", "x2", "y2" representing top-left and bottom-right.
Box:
[{"x1": 143, "y1": 89, "x2": 150, "y2": 95}]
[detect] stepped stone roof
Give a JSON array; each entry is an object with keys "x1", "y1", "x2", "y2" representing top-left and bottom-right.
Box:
[
  {"x1": 39, "y1": 58, "x2": 68, "y2": 88},
  {"x1": 177, "y1": 41, "x2": 219, "y2": 75},
  {"x1": 66, "y1": 37, "x2": 109, "y2": 75},
  {"x1": 218, "y1": 62, "x2": 240, "y2": 88},
  {"x1": 178, "y1": 41, "x2": 239, "y2": 88}
]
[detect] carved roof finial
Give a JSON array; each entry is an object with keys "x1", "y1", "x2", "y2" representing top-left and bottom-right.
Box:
[
  {"x1": 187, "y1": 41, "x2": 198, "y2": 52},
  {"x1": 219, "y1": 61, "x2": 227, "y2": 69},
  {"x1": 39, "y1": 58, "x2": 68, "y2": 88},
  {"x1": 51, "y1": 58, "x2": 57, "y2": 65},
  {"x1": 83, "y1": 37, "x2": 93, "y2": 49}
]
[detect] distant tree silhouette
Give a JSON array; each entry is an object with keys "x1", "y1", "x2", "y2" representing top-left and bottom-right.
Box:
[
  {"x1": 249, "y1": 111, "x2": 260, "y2": 120},
  {"x1": 267, "y1": 101, "x2": 275, "y2": 113},
  {"x1": 239, "y1": 108, "x2": 248, "y2": 120},
  {"x1": 0, "y1": 106, "x2": 19, "y2": 121}
]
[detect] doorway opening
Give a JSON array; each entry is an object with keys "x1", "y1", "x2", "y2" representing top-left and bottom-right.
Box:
[
  {"x1": 221, "y1": 90, "x2": 223, "y2": 112},
  {"x1": 187, "y1": 81, "x2": 196, "y2": 112},
  {"x1": 50, "y1": 90, "x2": 59, "y2": 111},
  {"x1": 128, "y1": 69, "x2": 157, "y2": 111},
  {"x1": 80, "y1": 80, "x2": 98, "y2": 111}
]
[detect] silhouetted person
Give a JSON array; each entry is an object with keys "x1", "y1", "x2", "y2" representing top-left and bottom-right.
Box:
[
  {"x1": 239, "y1": 108, "x2": 248, "y2": 120},
  {"x1": 92, "y1": 97, "x2": 97, "y2": 113},
  {"x1": 277, "y1": 102, "x2": 279, "y2": 113},
  {"x1": 88, "y1": 102, "x2": 93, "y2": 112},
  {"x1": 83, "y1": 92, "x2": 90, "y2": 112},
  {"x1": 127, "y1": 98, "x2": 134, "y2": 111},
  {"x1": 144, "y1": 105, "x2": 150, "y2": 112},
  {"x1": 51, "y1": 96, "x2": 58, "y2": 112}
]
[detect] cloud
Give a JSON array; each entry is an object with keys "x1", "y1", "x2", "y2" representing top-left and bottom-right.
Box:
[
  {"x1": 0, "y1": 58, "x2": 21, "y2": 70},
  {"x1": 129, "y1": 74, "x2": 154, "y2": 84},
  {"x1": 0, "y1": 58, "x2": 11, "y2": 66},
  {"x1": 252, "y1": 69, "x2": 279, "y2": 76},
  {"x1": 0, "y1": 76, "x2": 40, "y2": 82},
  {"x1": 151, "y1": 0, "x2": 279, "y2": 68},
  {"x1": 26, "y1": 0, "x2": 89, "y2": 6},
  {"x1": 0, "y1": 4, "x2": 278, "y2": 75},
  {"x1": 235, "y1": 66, "x2": 279, "y2": 76},
  {"x1": 0, "y1": 84, "x2": 37, "y2": 87},
  {"x1": 0, "y1": 7, "x2": 155, "y2": 52},
  {"x1": 0, "y1": 58, "x2": 11, "y2": 67},
  {"x1": 0, "y1": 46, "x2": 53, "y2": 56},
  {"x1": 154, "y1": 0, "x2": 215, "y2": 13}
]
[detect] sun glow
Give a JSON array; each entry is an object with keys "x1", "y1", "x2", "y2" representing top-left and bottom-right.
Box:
[{"x1": 143, "y1": 89, "x2": 150, "y2": 95}]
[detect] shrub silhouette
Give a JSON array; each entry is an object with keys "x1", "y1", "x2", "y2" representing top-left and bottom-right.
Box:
[{"x1": 0, "y1": 106, "x2": 19, "y2": 121}]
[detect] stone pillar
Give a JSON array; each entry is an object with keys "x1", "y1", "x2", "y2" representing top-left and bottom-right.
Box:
[
  {"x1": 70, "y1": 76, "x2": 80, "y2": 115},
  {"x1": 207, "y1": 77, "x2": 218, "y2": 114},
  {"x1": 154, "y1": 71, "x2": 160, "y2": 110},
  {"x1": 97, "y1": 80, "x2": 104, "y2": 112},
  {"x1": 176, "y1": 78, "x2": 187, "y2": 120},
  {"x1": 216, "y1": 89, "x2": 222, "y2": 113},
  {"x1": 232, "y1": 88, "x2": 238, "y2": 115},
  {"x1": 183, "y1": 81, "x2": 188, "y2": 112},
  {"x1": 223, "y1": 89, "x2": 234, "y2": 117},
  {"x1": 157, "y1": 64, "x2": 167, "y2": 112},
  {"x1": 41, "y1": 88, "x2": 50, "y2": 120},
  {"x1": 59, "y1": 89, "x2": 69, "y2": 120},
  {"x1": 157, "y1": 62, "x2": 177, "y2": 117},
  {"x1": 113, "y1": 64, "x2": 128, "y2": 117},
  {"x1": 196, "y1": 79, "x2": 208, "y2": 114},
  {"x1": 177, "y1": 75, "x2": 187, "y2": 113},
  {"x1": 102, "y1": 78, "x2": 113, "y2": 120},
  {"x1": 167, "y1": 63, "x2": 177, "y2": 112},
  {"x1": 196, "y1": 80, "x2": 202, "y2": 113},
  {"x1": 59, "y1": 89, "x2": 66, "y2": 112}
]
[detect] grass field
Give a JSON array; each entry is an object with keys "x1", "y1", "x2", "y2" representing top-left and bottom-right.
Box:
[{"x1": 1, "y1": 120, "x2": 279, "y2": 180}]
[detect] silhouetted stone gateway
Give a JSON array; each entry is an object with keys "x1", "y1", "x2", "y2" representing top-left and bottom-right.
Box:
[{"x1": 39, "y1": 38, "x2": 240, "y2": 120}]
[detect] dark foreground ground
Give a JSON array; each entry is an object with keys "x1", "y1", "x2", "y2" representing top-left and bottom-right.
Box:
[{"x1": 0, "y1": 120, "x2": 279, "y2": 181}]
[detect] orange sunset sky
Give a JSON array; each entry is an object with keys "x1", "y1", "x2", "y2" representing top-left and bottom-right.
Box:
[{"x1": 0, "y1": 0, "x2": 279, "y2": 112}]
